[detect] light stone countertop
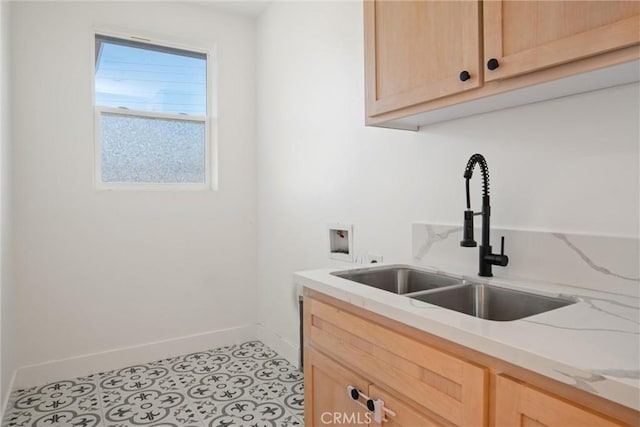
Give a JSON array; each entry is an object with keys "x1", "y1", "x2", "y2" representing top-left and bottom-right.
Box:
[{"x1": 294, "y1": 262, "x2": 640, "y2": 411}]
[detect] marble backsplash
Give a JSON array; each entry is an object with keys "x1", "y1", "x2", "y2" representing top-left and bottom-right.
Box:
[{"x1": 412, "y1": 223, "x2": 640, "y2": 297}]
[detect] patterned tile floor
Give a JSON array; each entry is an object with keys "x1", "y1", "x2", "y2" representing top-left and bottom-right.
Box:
[{"x1": 2, "y1": 341, "x2": 304, "y2": 427}]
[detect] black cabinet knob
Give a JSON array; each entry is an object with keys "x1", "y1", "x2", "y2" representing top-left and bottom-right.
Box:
[
  {"x1": 459, "y1": 70, "x2": 471, "y2": 82},
  {"x1": 366, "y1": 399, "x2": 375, "y2": 411},
  {"x1": 487, "y1": 58, "x2": 500, "y2": 71},
  {"x1": 350, "y1": 388, "x2": 359, "y2": 400}
]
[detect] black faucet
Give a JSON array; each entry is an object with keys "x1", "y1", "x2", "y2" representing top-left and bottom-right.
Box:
[{"x1": 460, "y1": 153, "x2": 509, "y2": 277}]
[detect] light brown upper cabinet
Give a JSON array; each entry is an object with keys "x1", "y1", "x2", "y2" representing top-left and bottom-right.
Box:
[
  {"x1": 364, "y1": 0, "x2": 482, "y2": 117},
  {"x1": 364, "y1": 0, "x2": 640, "y2": 129},
  {"x1": 484, "y1": 1, "x2": 640, "y2": 81}
]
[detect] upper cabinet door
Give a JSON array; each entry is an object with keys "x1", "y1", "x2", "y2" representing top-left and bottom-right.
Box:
[
  {"x1": 483, "y1": 1, "x2": 640, "y2": 82},
  {"x1": 365, "y1": 0, "x2": 481, "y2": 117}
]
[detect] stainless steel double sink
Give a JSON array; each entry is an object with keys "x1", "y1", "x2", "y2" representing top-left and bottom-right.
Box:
[{"x1": 331, "y1": 265, "x2": 575, "y2": 321}]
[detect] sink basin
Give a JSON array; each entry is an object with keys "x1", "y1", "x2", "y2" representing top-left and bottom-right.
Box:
[
  {"x1": 409, "y1": 283, "x2": 575, "y2": 321},
  {"x1": 331, "y1": 265, "x2": 575, "y2": 321},
  {"x1": 331, "y1": 266, "x2": 462, "y2": 294}
]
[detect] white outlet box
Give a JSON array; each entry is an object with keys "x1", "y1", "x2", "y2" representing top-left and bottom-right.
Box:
[{"x1": 328, "y1": 223, "x2": 353, "y2": 262}]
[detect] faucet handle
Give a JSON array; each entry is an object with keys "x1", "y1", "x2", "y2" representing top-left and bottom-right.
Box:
[
  {"x1": 485, "y1": 237, "x2": 509, "y2": 267},
  {"x1": 496, "y1": 236, "x2": 509, "y2": 267}
]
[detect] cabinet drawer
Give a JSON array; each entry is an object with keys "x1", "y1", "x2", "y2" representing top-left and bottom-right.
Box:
[
  {"x1": 307, "y1": 297, "x2": 487, "y2": 427},
  {"x1": 495, "y1": 374, "x2": 625, "y2": 427}
]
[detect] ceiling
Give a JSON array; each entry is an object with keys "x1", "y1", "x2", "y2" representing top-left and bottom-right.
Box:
[{"x1": 194, "y1": 0, "x2": 272, "y2": 18}]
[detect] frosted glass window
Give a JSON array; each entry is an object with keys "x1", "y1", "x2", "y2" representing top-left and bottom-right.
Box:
[
  {"x1": 100, "y1": 113, "x2": 205, "y2": 183},
  {"x1": 94, "y1": 33, "x2": 211, "y2": 188}
]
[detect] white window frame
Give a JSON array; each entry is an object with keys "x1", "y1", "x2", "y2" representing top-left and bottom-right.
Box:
[{"x1": 92, "y1": 29, "x2": 217, "y2": 191}]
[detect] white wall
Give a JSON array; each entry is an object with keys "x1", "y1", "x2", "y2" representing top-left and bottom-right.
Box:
[
  {"x1": 1, "y1": 0, "x2": 15, "y2": 413},
  {"x1": 10, "y1": 1, "x2": 257, "y2": 375},
  {"x1": 5, "y1": 0, "x2": 639, "y2": 391},
  {"x1": 255, "y1": 2, "x2": 640, "y2": 356}
]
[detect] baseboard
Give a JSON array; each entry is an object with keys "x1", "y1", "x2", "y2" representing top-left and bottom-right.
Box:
[
  {"x1": 13, "y1": 324, "x2": 256, "y2": 390},
  {"x1": 1, "y1": 369, "x2": 17, "y2": 421},
  {"x1": 256, "y1": 324, "x2": 299, "y2": 368}
]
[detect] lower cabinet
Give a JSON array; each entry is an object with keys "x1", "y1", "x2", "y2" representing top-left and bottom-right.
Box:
[
  {"x1": 304, "y1": 293, "x2": 487, "y2": 426},
  {"x1": 305, "y1": 348, "x2": 372, "y2": 427},
  {"x1": 495, "y1": 375, "x2": 625, "y2": 427},
  {"x1": 305, "y1": 347, "x2": 444, "y2": 427},
  {"x1": 304, "y1": 289, "x2": 637, "y2": 427}
]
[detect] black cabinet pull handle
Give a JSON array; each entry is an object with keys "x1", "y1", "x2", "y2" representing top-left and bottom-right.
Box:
[
  {"x1": 366, "y1": 399, "x2": 375, "y2": 412},
  {"x1": 345, "y1": 386, "x2": 397, "y2": 422},
  {"x1": 459, "y1": 70, "x2": 471, "y2": 82},
  {"x1": 349, "y1": 388, "x2": 359, "y2": 400},
  {"x1": 487, "y1": 58, "x2": 500, "y2": 70}
]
